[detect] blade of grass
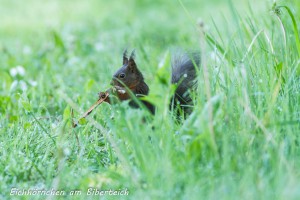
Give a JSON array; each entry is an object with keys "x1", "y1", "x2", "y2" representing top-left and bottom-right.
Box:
[{"x1": 277, "y1": 5, "x2": 300, "y2": 58}]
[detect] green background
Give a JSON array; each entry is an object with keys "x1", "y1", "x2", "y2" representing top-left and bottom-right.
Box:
[{"x1": 1, "y1": 0, "x2": 300, "y2": 199}]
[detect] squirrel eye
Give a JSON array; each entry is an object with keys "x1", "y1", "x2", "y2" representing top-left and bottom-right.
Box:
[{"x1": 119, "y1": 73, "x2": 126, "y2": 79}]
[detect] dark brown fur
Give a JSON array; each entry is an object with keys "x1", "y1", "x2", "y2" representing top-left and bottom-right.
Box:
[{"x1": 107, "y1": 50, "x2": 200, "y2": 115}]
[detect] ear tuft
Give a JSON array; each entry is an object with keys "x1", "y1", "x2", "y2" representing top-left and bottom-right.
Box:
[
  {"x1": 128, "y1": 49, "x2": 137, "y2": 71},
  {"x1": 123, "y1": 49, "x2": 129, "y2": 65},
  {"x1": 129, "y1": 49, "x2": 136, "y2": 60}
]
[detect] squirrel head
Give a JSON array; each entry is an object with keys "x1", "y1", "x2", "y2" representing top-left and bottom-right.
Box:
[{"x1": 111, "y1": 50, "x2": 144, "y2": 91}]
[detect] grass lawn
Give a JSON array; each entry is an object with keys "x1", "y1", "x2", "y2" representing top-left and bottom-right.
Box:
[{"x1": 1, "y1": 0, "x2": 300, "y2": 199}]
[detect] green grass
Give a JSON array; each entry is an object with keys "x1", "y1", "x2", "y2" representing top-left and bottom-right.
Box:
[{"x1": 1, "y1": 0, "x2": 300, "y2": 199}]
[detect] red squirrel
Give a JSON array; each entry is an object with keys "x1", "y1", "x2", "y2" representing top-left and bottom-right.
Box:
[{"x1": 100, "y1": 49, "x2": 200, "y2": 115}]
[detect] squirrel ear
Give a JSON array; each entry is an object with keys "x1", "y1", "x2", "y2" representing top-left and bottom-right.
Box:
[
  {"x1": 129, "y1": 49, "x2": 136, "y2": 59},
  {"x1": 123, "y1": 49, "x2": 129, "y2": 65},
  {"x1": 128, "y1": 50, "x2": 137, "y2": 71}
]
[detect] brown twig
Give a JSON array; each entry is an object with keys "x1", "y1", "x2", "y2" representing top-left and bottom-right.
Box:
[{"x1": 72, "y1": 92, "x2": 109, "y2": 128}]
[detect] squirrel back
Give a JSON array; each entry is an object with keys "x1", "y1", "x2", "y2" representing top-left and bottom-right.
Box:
[
  {"x1": 171, "y1": 52, "x2": 200, "y2": 109},
  {"x1": 108, "y1": 50, "x2": 200, "y2": 115}
]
